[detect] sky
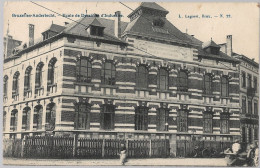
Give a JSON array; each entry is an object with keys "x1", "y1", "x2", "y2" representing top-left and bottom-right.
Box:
[{"x1": 3, "y1": 1, "x2": 260, "y2": 62}]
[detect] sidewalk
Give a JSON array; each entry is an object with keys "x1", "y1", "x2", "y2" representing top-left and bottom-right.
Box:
[{"x1": 3, "y1": 157, "x2": 227, "y2": 166}]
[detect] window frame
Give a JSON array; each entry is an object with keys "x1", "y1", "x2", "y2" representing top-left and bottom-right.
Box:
[
  {"x1": 203, "y1": 112, "x2": 213, "y2": 133},
  {"x1": 101, "y1": 61, "x2": 116, "y2": 86},
  {"x1": 12, "y1": 72, "x2": 20, "y2": 98},
  {"x1": 242, "y1": 96, "x2": 247, "y2": 114},
  {"x1": 74, "y1": 102, "x2": 91, "y2": 130},
  {"x1": 221, "y1": 76, "x2": 229, "y2": 97},
  {"x1": 220, "y1": 113, "x2": 230, "y2": 134},
  {"x1": 76, "y1": 57, "x2": 92, "y2": 83},
  {"x1": 3, "y1": 76, "x2": 8, "y2": 97},
  {"x1": 135, "y1": 106, "x2": 149, "y2": 131},
  {"x1": 10, "y1": 110, "x2": 18, "y2": 131},
  {"x1": 177, "y1": 70, "x2": 188, "y2": 92},
  {"x1": 248, "y1": 100, "x2": 252, "y2": 114},
  {"x1": 242, "y1": 72, "x2": 246, "y2": 88},
  {"x1": 24, "y1": 66, "x2": 32, "y2": 95},
  {"x1": 203, "y1": 73, "x2": 212, "y2": 95},
  {"x1": 177, "y1": 110, "x2": 188, "y2": 132},
  {"x1": 136, "y1": 64, "x2": 148, "y2": 89},
  {"x1": 156, "y1": 108, "x2": 169, "y2": 131},
  {"x1": 100, "y1": 104, "x2": 115, "y2": 130},
  {"x1": 35, "y1": 62, "x2": 44, "y2": 89},
  {"x1": 157, "y1": 68, "x2": 169, "y2": 90}
]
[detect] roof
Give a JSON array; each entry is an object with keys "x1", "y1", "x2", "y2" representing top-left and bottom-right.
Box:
[
  {"x1": 198, "y1": 48, "x2": 240, "y2": 63},
  {"x1": 128, "y1": 2, "x2": 169, "y2": 18},
  {"x1": 184, "y1": 33, "x2": 203, "y2": 47},
  {"x1": 202, "y1": 40, "x2": 221, "y2": 49},
  {"x1": 123, "y1": 15, "x2": 196, "y2": 46},
  {"x1": 42, "y1": 24, "x2": 65, "y2": 33},
  {"x1": 88, "y1": 18, "x2": 105, "y2": 28},
  {"x1": 63, "y1": 17, "x2": 128, "y2": 44},
  {"x1": 232, "y1": 53, "x2": 259, "y2": 67}
]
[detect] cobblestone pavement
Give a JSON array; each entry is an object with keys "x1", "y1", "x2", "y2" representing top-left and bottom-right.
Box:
[{"x1": 3, "y1": 157, "x2": 227, "y2": 166}]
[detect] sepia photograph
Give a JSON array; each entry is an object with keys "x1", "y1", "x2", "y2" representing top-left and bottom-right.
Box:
[{"x1": 2, "y1": 1, "x2": 259, "y2": 167}]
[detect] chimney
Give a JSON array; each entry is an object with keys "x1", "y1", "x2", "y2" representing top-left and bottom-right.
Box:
[
  {"x1": 115, "y1": 11, "x2": 121, "y2": 38},
  {"x1": 226, "y1": 35, "x2": 232, "y2": 56},
  {"x1": 29, "y1": 24, "x2": 34, "y2": 46}
]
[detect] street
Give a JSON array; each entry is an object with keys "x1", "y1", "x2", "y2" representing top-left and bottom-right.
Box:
[{"x1": 3, "y1": 157, "x2": 227, "y2": 166}]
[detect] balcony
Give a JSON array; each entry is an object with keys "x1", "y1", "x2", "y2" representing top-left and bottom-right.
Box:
[
  {"x1": 35, "y1": 87, "x2": 44, "y2": 97},
  {"x1": 3, "y1": 96, "x2": 8, "y2": 103},
  {"x1": 47, "y1": 83, "x2": 57, "y2": 95},
  {"x1": 24, "y1": 89, "x2": 32, "y2": 99},
  {"x1": 247, "y1": 87, "x2": 256, "y2": 97},
  {"x1": 12, "y1": 93, "x2": 19, "y2": 102}
]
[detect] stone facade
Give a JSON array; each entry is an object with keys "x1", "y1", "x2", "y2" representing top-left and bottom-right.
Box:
[{"x1": 3, "y1": 2, "x2": 242, "y2": 156}]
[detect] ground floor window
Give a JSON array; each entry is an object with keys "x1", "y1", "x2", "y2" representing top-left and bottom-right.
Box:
[
  {"x1": 157, "y1": 108, "x2": 169, "y2": 131},
  {"x1": 220, "y1": 113, "x2": 229, "y2": 134},
  {"x1": 74, "y1": 102, "x2": 91, "y2": 130},
  {"x1": 177, "y1": 110, "x2": 188, "y2": 132},
  {"x1": 100, "y1": 104, "x2": 115, "y2": 130},
  {"x1": 135, "y1": 106, "x2": 148, "y2": 131}
]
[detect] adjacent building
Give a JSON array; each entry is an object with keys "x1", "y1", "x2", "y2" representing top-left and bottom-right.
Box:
[
  {"x1": 3, "y1": 2, "x2": 241, "y2": 156},
  {"x1": 220, "y1": 37, "x2": 259, "y2": 145}
]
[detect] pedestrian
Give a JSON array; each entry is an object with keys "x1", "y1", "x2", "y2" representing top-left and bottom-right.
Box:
[
  {"x1": 232, "y1": 139, "x2": 241, "y2": 154},
  {"x1": 254, "y1": 141, "x2": 259, "y2": 167},
  {"x1": 119, "y1": 143, "x2": 127, "y2": 165}
]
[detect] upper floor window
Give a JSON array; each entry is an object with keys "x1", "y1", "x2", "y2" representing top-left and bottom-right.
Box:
[
  {"x1": 220, "y1": 113, "x2": 229, "y2": 134},
  {"x1": 203, "y1": 74, "x2": 212, "y2": 95},
  {"x1": 3, "y1": 75, "x2": 8, "y2": 97},
  {"x1": 253, "y1": 77, "x2": 257, "y2": 91},
  {"x1": 254, "y1": 101, "x2": 258, "y2": 115},
  {"x1": 76, "y1": 57, "x2": 92, "y2": 83},
  {"x1": 248, "y1": 74, "x2": 252, "y2": 88},
  {"x1": 135, "y1": 106, "x2": 148, "y2": 131},
  {"x1": 242, "y1": 72, "x2": 246, "y2": 88},
  {"x1": 242, "y1": 96, "x2": 247, "y2": 113},
  {"x1": 136, "y1": 65, "x2": 148, "y2": 88},
  {"x1": 248, "y1": 100, "x2": 252, "y2": 114},
  {"x1": 35, "y1": 62, "x2": 44, "y2": 89},
  {"x1": 177, "y1": 110, "x2": 188, "y2": 132},
  {"x1": 47, "y1": 58, "x2": 57, "y2": 87},
  {"x1": 156, "y1": 108, "x2": 169, "y2": 131},
  {"x1": 100, "y1": 104, "x2": 115, "y2": 130},
  {"x1": 12, "y1": 71, "x2": 20, "y2": 98},
  {"x1": 24, "y1": 66, "x2": 32, "y2": 95},
  {"x1": 157, "y1": 68, "x2": 169, "y2": 90},
  {"x1": 203, "y1": 112, "x2": 213, "y2": 133},
  {"x1": 221, "y1": 76, "x2": 229, "y2": 97},
  {"x1": 101, "y1": 61, "x2": 116, "y2": 85},
  {"x1": 3, "y1": 111, "x2": 6, "y2": 131},
  {"x1": 177, "y1": 70, "x2": 188, "y2": 92},
  {"x1": 74, "y1": 101, "x2": 91, "y2": 130}
]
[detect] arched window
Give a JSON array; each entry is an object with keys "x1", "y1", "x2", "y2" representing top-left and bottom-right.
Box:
[
  {"x1": 35, "y1": 62, "x2": 44, "y2": 91},
  {"x1": 101, "y1": 61, "x2": 116, "y2": 85},
  {"x1": 3, "y1": 75, "x2": 8, "y2": 98},
  {"x1": 24, "y1": 66, "x2": 32, "y2": 96},
  {"x1": 46, "y1": 103, "x2": 56, "y2": 131},
  {"x1": 221, "y1": 76, "x2": 229, "y2": 97},
  {"x1": 157, "y1": 68, "x2": 169, "y2": 90},
  {"x1": 100, "y1": 104, "x2": 115, "y2": 130},
  {"x1": 177, "y1": 70, "x2": 188, "y2": 92},
  {"x1": 135, "y1": 106, "x2": 148, "y2": 130},
  {"x1": 76, "y1": 57, "x2": 92, "y2": 82},
  {"x1": 203, "y1": 74, "x2": 212, "y2": 95},
  {"x1": 22, "y1": 107, "x2": 31, "y2": 130},
  {"x1": 12, "y1": 72, "x2": 20, "y2": 99},
  {"x1": 74, "y1": 102, "x2": 91, "y2": 130},
  {"x1": 136, "y1": 65, "x2": 148, "y2": 88},
  {"x1": 33, "y1": 105, "x2": 43, "y2": 130},
  {"x1": 10, "y1": 109, "x2": 18, "y2": 131},
  {"x1": 47, "y1": 58, "x2": 57, "y2": 91}
]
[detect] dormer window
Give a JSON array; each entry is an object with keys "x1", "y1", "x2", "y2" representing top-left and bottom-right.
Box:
[
  {"x1": 153, "y1": 18, "x2": 165, "y2": 27},
  {"x1": 86, "y1": 18, "x2": 105, "y2": 37},
  {"x1": 90, "y1": 26, "x2": 104, "y2": 36}
]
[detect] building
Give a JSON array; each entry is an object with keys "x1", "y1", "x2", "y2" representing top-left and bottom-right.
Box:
[
  {"x1": 3, "y1": 2, "x2": 241, "y2": 156},
  {"x1": 220, "y1": 37, "x2": 259, "y2": 145}
]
